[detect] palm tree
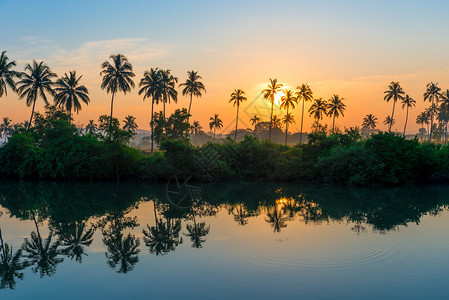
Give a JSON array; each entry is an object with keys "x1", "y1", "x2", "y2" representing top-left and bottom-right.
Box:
[
  {"x1": 384, "y1": 81, "x2": 405, "y2": 132},
  {"x1": 296, "y1": 83, "x2": 313, "y2": 143},
  {"x1": 209, "y1": 114, "x2": 223, "y2": 139},
  {"x1": 158, "y1": 69, "x2": 178, "y2": 120},
  {"x1": 138, "y1": 67, "x2": 161, "y2": 152},
  {"x1": 249, "y1": 115, "x2": 260, "y2": 129},
  {"x1": 57, "y1": 222, "x2": 95, "y2": 263},
  {"x1": 401, "y1": 95, "x2": 416, "y2": 137},
  {"x1": 437, "y1": 107, "x2": 449, "y2": 143},
  {"x1": 440, "y1": 89, "x2": 449, "y2": 143},
  {"x1": 229, "y1": 89, "x2": 247, "y2": 140},
  {"x1": 265, "y1": 205, "x2": 288, "y2": 233},
  {"x1": 0, "y1": 51, "x2": 20, "y2": 97},
  {"x1": 105, "y1": 233, "x2": 140, "y2": 273},
  {"x1": 16, "y1": 61, "x2": 56, "y2": 129},
  {"x1": 179, "y1": 70, "x2": 206, "y2": 121},
  {"x1": 383, "y1": 116, "x2": 395, "y2": 129},
  {"x1": 424, "y1": 82, "x2": 442, "y2": 140},
  {"x1": 0, "y1": 117, "x2": 12, "y2": 141},
  {"x1": 191, "y1": 121, "x2": 203, "y2": 145},
  {"x1": 122, "y1": 115, "x2": 138, "y2": 133},
  {"x1": 327, "y1": 95, "x2": 346, "y2": 132},
  {"x1": 272, "y1": 115, "x2": 282, "y2": 129},
  {"x1": 54, "y1": 71, "x2": 90, "y2": 118},
  {"x1": 100, "y1": 54, "x2": 135, "y2": 130},
  {"x1": 184, "y1": 214, "x2": 210, "y2": 248},
  {"x1": 416, "y1": 112, "x2": 428, "y2": 141},
  {"x1": 362, "y1": 114, "x2": 378, "y2": 136},
  {"x1": 308, "y1": 98, "x2": 327, "y2": 130},
  {"x1": 262, "y1": 78, "x2": 283, "y2": 141},
  {"x1": 0, "y1": 228, "x2": 28, "y2": 289},
  {"x1": 85, "y1": 120, "x2": 97, "y2": 134},
  {"x1": 282, "y1": 113, "x2": 295, "y2": 145}
]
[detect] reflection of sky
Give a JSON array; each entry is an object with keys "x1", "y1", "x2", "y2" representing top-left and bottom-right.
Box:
[
  {"x1": 2, "y1": 0, "x2": 449, "y2": 133},
  {"x1": 1, "y1": 198, "x2": 449, "y2": 299}
]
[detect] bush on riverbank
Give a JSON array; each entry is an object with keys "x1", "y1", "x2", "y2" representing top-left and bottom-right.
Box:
[{"x1": 1, "y1": 107, "x2": 449, "y2": 186}]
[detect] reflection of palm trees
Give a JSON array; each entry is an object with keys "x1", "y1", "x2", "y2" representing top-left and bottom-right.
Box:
[
  {"x1": 184, "y1": 214, "x2": 210, "y2": 248},
  {"x1": 265, "y1": 205, "x2": 288, "y2": 233},
  {"x1": 0, "y1": 228, "x2": 28, "y2": 289},
  {"x1": 104, "y1": 233, "x2": 140, "y2": 274},
  {"x1": 57, "y1": 222, "x2": 95, "y2": 263},
  {"x1": 142, "y1": 202, "x2": 182, "y2": 255},
  {"x1": 281, "y1": 197, "x2": 302, "y2": 220},
  {"x1": 21, "y1": 218, "x2": 63, "y2": 278},
  {"x1": 229, "y1": 204, "x2": 254, "y2": 226}
]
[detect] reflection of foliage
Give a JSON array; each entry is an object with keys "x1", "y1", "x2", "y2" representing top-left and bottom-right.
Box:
[
  {"x1": 184, "y1": 216, "x2": 210, "y2": 248},
  {"x1": 0, "y1": 228, "x2": 28, "y2": 290},
  {"x1": 21, "y1": 220, "x2": 63, "y2": 278},
  {"x1": 265, "y1": 205, "x2": 288, "y2": 233},
  {"x1": 104, "y1": 233, "x2": 140, "y2": 274},
  {"x1": 228, "y1": 204, "x2": 255, "y2": 226},
  {"x1": 56, "y1": 222, "x2": 95, "y2": 263}
]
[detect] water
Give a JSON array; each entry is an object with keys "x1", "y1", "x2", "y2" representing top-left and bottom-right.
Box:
[{"x1": 0, "y1": 180, "x2": 448, "y2": 299}]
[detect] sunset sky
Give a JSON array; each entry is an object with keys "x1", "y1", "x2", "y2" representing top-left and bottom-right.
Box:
[{"x1": 2, "y1": 0, "x2": 449, "y2": 134}]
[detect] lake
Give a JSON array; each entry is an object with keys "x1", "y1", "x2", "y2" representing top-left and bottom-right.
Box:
[{"x1": 0, "y1": 180, "x2": 448, "y2": 299}]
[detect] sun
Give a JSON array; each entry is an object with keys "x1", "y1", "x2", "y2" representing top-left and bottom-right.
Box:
[{"x1": 273, "y1": 91, "x2": 285, "y2": 105}]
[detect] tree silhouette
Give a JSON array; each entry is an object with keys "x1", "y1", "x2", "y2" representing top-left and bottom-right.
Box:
[
  {"x1": 280, "y1": 89, "x2": 297, "y2": 145},
  {"x1": 401, "y1": 95, "x2": 416, "y2": 136},
  {"x1": 209, "y1": 114, "x2": 223, "y2": 139},
  {"x1": 191, "y1": 120, "x2": 203, "y2": 145},
  {"x1": 85, "y1": 120, "x2": 97, "y2": 134},
  {"x1": 384, "y1": 81, "x2": 405, "y2": 132},
  {"x1": 17, "y1": 61, "x2": 56, "y2": 129},
  {"x1": 184, "y1": 213, "x2": 210, "y2": 248},
  {"x1": 362, "y1": 114, "x2": 378, "y2": 136},
  {"x1": 327, "y1": 95, "x2": 346, "y2": 132},
  {"x1": 229, "y1": 89, "x2": 247, "y2": 140},
  {"x1": 424, "y1": 82, "x2": 442, "y2": 140},
  {"x1": 0, "y1": 51, "x2": 20, "y2": 97},
  {"x1": 295, "y1": 83, "x2": 313, "y2": 143},
  {"x1": 383, "y1": 116, "x2": 395, "y2": 128},
  {"x1": 249, "y1": 115, "x2": 261, "y2": 129},
  {"x1": 56, "y1": 222, "x2": 95, "y2": 263},
  {"x1": 265, "y1": 205, "x2": 288, "y2": 233},
  {"x1": 416, "y1": 112, "x2": 429, "y2": 141},
  {"x1": 0, "y1": 228, "x2": 28, "y2": 289},
  {"x1": 179, "y1": 70, "x2": 206, "y2": 121},
  {"x1": 122, "y1": 115, "x2": 138, "y2": 133},
  {"x1": 54, "y1": 71, "x2": 90, "y2": 118},
  {"x1": 262, "y1": 78, "x2": 283, "y2": 141},
  {"x1": 159, "y1": 69, "x2": 178, "y2": 121},
  {"x1": 308, "y1": 98, "x2": 327, "y2": 130}
]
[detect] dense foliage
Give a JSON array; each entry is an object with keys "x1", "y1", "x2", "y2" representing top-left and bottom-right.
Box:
[{"x1": 1, "y1": 107, "x2": 449, "y2": 186}]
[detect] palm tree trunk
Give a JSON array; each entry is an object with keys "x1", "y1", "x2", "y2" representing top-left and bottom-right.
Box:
[
  {"x1": 430, "y1": 97, "x2": 434, "y2": 141},
  {"x1": 445, "y1": 121, "x2": 448, "y2": 144},
  {"x1": 213, "y1": 127, "x2": 216, "y2": 139},
  {"x1": 235, "y1": 105, "x2": 239, "y2": 141},
  {"x1": 28, "y1": 96, "x2": 37, "y2": 130},
  {"x1": 151, "y1": 98, "x2": 154, "y2": 152},
  {"x1": 188, "y1": 93, "x2": 193, "y2": 122},
  {"x1": 403, "y1": 106, "x2": 409, "y2": 137},
  {"x1": 421, "y1": 125, "x2": 424, "y2": 141},
  {"x1": 285, "y1": 107, "x2": 289, "y2": 145},
  {"x1": 332, "y1": 115, "x2": 335, "y2": 132},
  {"x1": 269, "y1": 98, "x2": 274, "y2": 141},
  {"x1": 299, "y1": 99, "x2": 305, "y2": 144},
  {"x1": 109, "y1": 92, "x2": 115, "y2": 135},
  {"x1": 195, "y1": 132, "x2": 197, "y2": 145},
  {"x1": 389, "y1": 99, "x2": 396, "y2": 132}
]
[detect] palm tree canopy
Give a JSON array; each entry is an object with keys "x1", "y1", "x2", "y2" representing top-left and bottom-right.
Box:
[
  {"x1": 423, "y1": 82, "x2": 442, "y2": 103},
  {"x1": 308, "y1": 98, "x2": 327, "y2": 120},
  {"x1": 209, "y1": 114, "x2": 223, "y2": 131},
  {"x1": 229, "y1": 89, "x2": 247, "y2": 107},
  {"x1": 262, "y1": 78, "x2": 283, "y2": 104},
  {"x1": 17, "y1": 60, "x2": 56, "y2": 107},
  {"x1": 362, "y1": 114, "x2": 378, "y2": 129},
  {"x1": 179, "y1": 70, "x2": 206, "y2": 98},
  {"x1": 280, "y1": 89, "x2": 297, "y2": 111},
  {"x1": 192, "y1": 121, "x2": 203, "y2": 134},
  {"x1": 272, "y1": 115, "x2": 282, "y2": 128},
  {"x1": 54, "y1": 71, "x2": 90, "y2": 114},
  {"x1": 138, "y1": 67, "x2": 161, "y2": 103},
  {"x1": 159, "y1": 69, "x2": 178, "y2": 104},
  {"x1": 122, "y1": 115, "x2": 138, "y2": 132},
  {"x1": 295, "y1": 83, "x2": 313, "y2": 103},
  {"x1": 327, "y1": 95, "x2": 346, "y2": 118},
  {"x1": 401, "y1": 95, "x2": 416, "y2": 109},
  {"x1": 383, "y1": 116, "x2": 395, "y2": 126},
  {"x1": 0, "y1": 51, "x2": 20, "y2": 97},
  {"x1": 282, "y1": 112, "x2": 295, "y2": 125},
  {"x1": 100, "y1": 54, "x2": 135, "y2": 95},
  {"x1": 416, "y1": 112, "x2": 429, "y2": 125},
  {"x1": 384, "y1": 81, "x2": 405, "y2": 102},
  {"x1": 250, "y1": 115, "x2": 261, "y2": 126}
]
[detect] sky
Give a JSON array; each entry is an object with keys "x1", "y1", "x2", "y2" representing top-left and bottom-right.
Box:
[{"x1": 1, "y1": 0, "x2": 449, "y2": 134}]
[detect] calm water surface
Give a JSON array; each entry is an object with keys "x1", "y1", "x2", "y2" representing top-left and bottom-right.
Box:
[{"x1": 0, "y1": 181, "x2": 448, "y2": 299}]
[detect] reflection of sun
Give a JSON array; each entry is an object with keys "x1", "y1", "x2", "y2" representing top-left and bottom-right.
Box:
[{"x1": 273, "y1": 91, "x2": 285, "y2": 105}]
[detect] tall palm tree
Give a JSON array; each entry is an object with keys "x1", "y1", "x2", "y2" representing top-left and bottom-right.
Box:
[
  {"x1": 362, "y1": 114, "x2": 378, "y2": 136},
  {"x1": 416, "y1": 112, "x2": 428, "y2": 141},
  {"x1": 437, "y1": 107, "x2": 449, "y2": 143},
  {"x1": 158, "y1": 69, "x2": 178, "y2": 120},
  {"x1": 424, "y1": 82, "x2": 442, "y2": 140},
  {"x1": 262, "y1": 78, "x2": 283, "y2": 141},
  {"x1": 295, "y1": 83, "x2": 313, "y2": 143},
  {"x1": 326, "y1": 95, "x2": 346, "y2": 132},
  {"x1": 191, "y1": 120, "x2": 203, "y2": 145},
  {"x1": 272, "y1": 115, "x2": 282, "y2": 129},
  {"x1": 179, "y1": 70, "x2": 206, "y2": 121},
  {"x1": 100, "y1": 54, "x2": 135, "y2": 130},
  {"x1": 440, "y1": 89, "x2": 449, "y2": 143},
  {"x1": 229, "y1": 89, "x2": 247, "y2": 140},
  {"x1": 249, "y1": 115, "x2": 260, "y2": 129},
  {"x1": 282, "y1": 113, "x2": 295, "y2": 145},
  {"x1": 383, "y1": 116, "x2": 395, "y2": 129},
  {"x1": 85, "y1": 120, "x2": 97, "y2": 134},
  {"x1": 0, "y1": 51, "x2": 20, "y2": 97},
  {"x1": 384, "y1": 81, "x2": 405, "y2": 132},
  {"x1": 122, "y1": 115, "x2": 138, "y2": 133},
  {"x1": 401, "y1": 95, "x2": 416, "y2": 137},
  {"x1": 54, "y1": 71, "x2": 90, "y2": 119},
  {"x1": 308, "y1": 98, "x2": 327, "y2": 130},
  {"x1": 280, "y1": 89, "x2": 297, "y2": 144},
  {"x1": 139, "y1": 67, "x2": 161, "y2": 152},
  {"x1": 17, "y1": 61, "x2": 56, "y2": 129},
  {"x1": 209, "y1": 114, "x2": 223, "y2": 139}
]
